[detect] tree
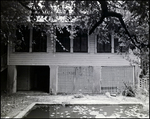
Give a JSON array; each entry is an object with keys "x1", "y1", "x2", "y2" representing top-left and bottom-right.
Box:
[
  {"x1": 1, "y1": 1, "x2": 31, "y2": 44},
  {"x1": 1, "y1": 0, "x2": 149, "y2": 76}
]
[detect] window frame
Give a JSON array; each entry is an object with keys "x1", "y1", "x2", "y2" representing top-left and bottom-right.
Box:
[
  {"x1": 32, "y1": 25, "x2": 47, "y2": 52},
  {"x1": 15, "y1": 25, "x2": 30, "y2": 52},
  {"x1": 14, "y1": 24, "x2": 48, "y2": 53},
  {"x1": 97, "y1": 34, "x2": 111, "y2": 53},
  {"x1": 73, "y1": 28, "x2": 88, "y2": 53},
  {"x1": 55, "y1": 27, "x2": 71, "y2": 52}
]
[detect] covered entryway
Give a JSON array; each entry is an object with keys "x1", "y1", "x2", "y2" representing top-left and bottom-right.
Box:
[
  {"x1": 30, "y1": 66, "x2": 49, "y2": 93},
  {"x1": 100, "y1": 66, "x2": 134, "y2": 94},
  {"x1": 17, "y1": 66, "x2": 50, "y2": 93}
]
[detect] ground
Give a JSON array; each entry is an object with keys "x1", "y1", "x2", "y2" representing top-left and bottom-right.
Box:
[{"x1": 1, "y1": 91, "x2": 149, "y2": 118}]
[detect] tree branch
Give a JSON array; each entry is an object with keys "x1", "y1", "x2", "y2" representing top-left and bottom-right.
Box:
[
  {"x1": 17, "y1": 1, "x2": 32, "y2": 11},
  {"x1": 89, "y1": 15, "x2": 105, "y2": 35},
  {"x1": 89, "y1": 0, "x2": 147, "y2": 50}
]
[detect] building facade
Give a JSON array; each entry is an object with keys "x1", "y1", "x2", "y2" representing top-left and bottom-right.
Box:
[{"x1": 6, "y1": 24, "x2": 137, "y2": 94}]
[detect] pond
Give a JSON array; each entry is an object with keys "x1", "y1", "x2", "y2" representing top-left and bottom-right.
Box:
[{"x1": 23, "y1": 104, "x2": 149, "y2": 118}]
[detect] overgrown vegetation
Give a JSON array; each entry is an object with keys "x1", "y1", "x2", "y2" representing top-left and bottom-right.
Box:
[{"x1": 122, "y1": 82, "x2": 135, "y2": 97}]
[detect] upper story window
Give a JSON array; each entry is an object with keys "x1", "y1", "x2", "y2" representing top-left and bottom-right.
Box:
[
  {"x1": 73, "y1": 28, "x2": 88, "y2": 52},
  {"x1": 15, "y1": 25, "x2": 47, "y2": 52},
  {"x1": 15, "y1": 25, "x2": 30, "y2": 52},
  {"x1": 114, "y1": 38, "x2": 126, "y2": 53},
  {"x1": 56, "y1": 27, "x2": 70, "y2": 52},
  {"x1": 97, "y1": 34, "x2": 111, "y2": 53},
  {"x1": 32, "y1": 26, "x2": 47, "y2": 52}
]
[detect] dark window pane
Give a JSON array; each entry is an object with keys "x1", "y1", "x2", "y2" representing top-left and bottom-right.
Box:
[
  {"x1": 73, "y1": 28, "x2": 88, "y2": 52},
  {"x1": 114, "y1": 38, "x2": 119, "y2": 53},
  {"x1": 73, "y1": 36, "x2": 80, "y2": 52},
  {"x1": 97, "y1": 34, "x2": 111, "y2": 53},
  {"x1": 15, "y1": 25, "x2": 30, "y2": 52},
  {"x1": 56, "y1": 27, "x2": 70, "y2": 52},
  {"x1": 32, "y1": 26, "x2": 47, "y2": 52}
]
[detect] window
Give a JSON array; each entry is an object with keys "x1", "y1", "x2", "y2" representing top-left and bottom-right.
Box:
[
  {"x1": 114, "y1": 38, "x2": 126, "y2": 53},
  {"x1": 15, "y1": 25, "x2": 47, "y2": 52},
  {"x1": 73, "y1": 28, "x2": 88, "y2": 52},
  {"x1": 15, "y1": 25, "x2": 30, "y2": 52},
  {"x1": 56, "y1": 27, "x2": 70, "y2": 52},
  {"x1": 32, "y1": 26, "x2": 47, "y2": 52},
  {"x1": 97, "y1": 34, "x2": 111, "y2": 53}
]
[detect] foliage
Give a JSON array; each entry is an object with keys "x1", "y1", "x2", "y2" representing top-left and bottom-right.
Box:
[
  {"x1": 1, "y1": 1, "x2": 31, "y2": 44},
  {"x1": 122, "y1": 1, "x2": 149, "y2": 77},
  {"x1": 122, "y1": 82, "x2": 135, "y2": 97},
  {"x1": 1, "y1": 0, "x2": 149, "y2": 76}
]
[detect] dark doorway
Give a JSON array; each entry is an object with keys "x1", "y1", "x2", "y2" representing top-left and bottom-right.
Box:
[{"x1": 30, "y1": 66, "x2": 49, "y2": 93}]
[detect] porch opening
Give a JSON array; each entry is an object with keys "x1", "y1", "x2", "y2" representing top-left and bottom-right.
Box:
[{"x1": 17, "y1": 66, "x2": 50, "y2": 93}]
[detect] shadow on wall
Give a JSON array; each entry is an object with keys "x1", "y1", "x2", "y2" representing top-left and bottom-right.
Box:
[{"x1": 0, "y1": 68, "x2": 7, "y2": 92}]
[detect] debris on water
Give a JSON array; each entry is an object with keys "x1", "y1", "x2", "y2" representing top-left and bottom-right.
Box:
[
  {"x1": 103, "y1": 112, "x2": 107, "y2": 116},
  {"x1": 120, "y1": 110, "x2": 123, "y2": 113},
  {"x1": 89, "y1": 111, "x2": 99, "y2": 115},
  {"x1": 82, "y1": 116, "x2": 87, "y2": 118},
  {"x1": 66, "y1": 115, "x2": 70, "y2": 118},
  {"x1": 65, "y1": 111, "x2": 68, "y2": 113},
  {"x1": 115, "y1": 113, "x2": 121, "y2": 118},
  {"x1": 66, "y1": 113, "x2": 69, "y2": 115},
  {"x1": 111, "y1": 94, "x2": 117, "y2": 97},
  {"x1": 95, "y1": 114, "x2": 105, "y2": 118}
]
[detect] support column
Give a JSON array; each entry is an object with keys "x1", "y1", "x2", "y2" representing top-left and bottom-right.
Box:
[
  {"x1": 7, "y1": 65, "x2": 17, "y2": 93},
  {"x1": 111, "y1": 31, "x2": 114, "y2": 53},
  {"x1": 49, "y1": 65, "x2": 58, "y2": 95},
  {"x1": 134, "y1": 65, "x2": 142, "y2": 88},
  {"x1": 70, "y1": 38, "x2": 73, "y2": 53}
]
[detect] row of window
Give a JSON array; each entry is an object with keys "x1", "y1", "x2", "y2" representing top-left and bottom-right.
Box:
[
  {"x1": 15, "y1": 25, "x2": 47, "y2": 52},
  {"x1": 15, "y1": 25, "x2": 125, "y2": 53},
  {"x1": 56, "y1": 27, "x2": 88, "y2": 52}
]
